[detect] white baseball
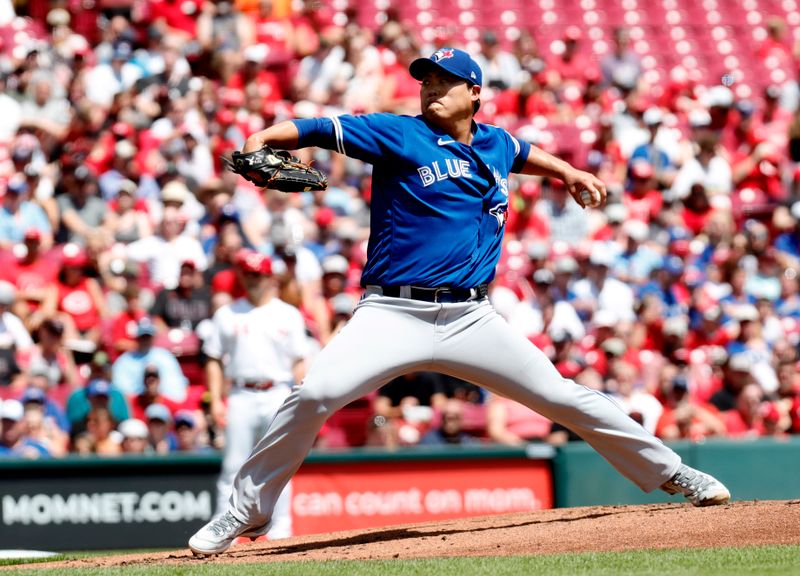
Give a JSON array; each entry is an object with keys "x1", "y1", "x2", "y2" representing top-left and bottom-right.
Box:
[{"x1": 580, "y1": 189, "x2": 596, "y2": 207}]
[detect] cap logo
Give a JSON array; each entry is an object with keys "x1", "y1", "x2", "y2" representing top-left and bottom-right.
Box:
[
  {"x1": 431, "y1": 48, "x2": 454, "y2": 62},
  {"x1": 470, "y1": 71, "x2": 477, "y2": 79}
]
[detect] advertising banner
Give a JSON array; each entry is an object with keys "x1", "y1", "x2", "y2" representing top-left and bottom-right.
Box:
[
  {"x1": 292, "y1": 458, "x2": 552, "y2": 535},
  {"x1": 0, "y1": 449, "x2": 552, "y2": 551},
  {"x1": 0, "y1": 473, "x2": 216, "y2": 550}
]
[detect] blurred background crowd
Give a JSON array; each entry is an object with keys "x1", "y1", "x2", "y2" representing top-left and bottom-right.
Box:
[{"x1": 2, "y1": 0, "x2": 800, "y2": 458}]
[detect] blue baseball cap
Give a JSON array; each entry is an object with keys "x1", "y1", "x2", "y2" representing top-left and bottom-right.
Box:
[
  {"x1": 87, "y1": 378, "x2": 111, "y2": 397},
  {"x1": 409, "y1": 47, "x2": 482, "y2": 87},
  {"x1": 21, "y1": 387, "x2": 47, "y2": 404},
  {"x1": 145, "y1": 402, "x2": 172, "y2": 423}
]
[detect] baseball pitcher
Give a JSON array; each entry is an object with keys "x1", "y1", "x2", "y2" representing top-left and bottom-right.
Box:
[{"x1": 190, "y1": 47, "x2": 730, "y2": 556}]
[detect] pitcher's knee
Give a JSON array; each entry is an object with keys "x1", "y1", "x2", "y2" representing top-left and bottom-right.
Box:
[{"x1": 295, "y1": 383, "x2": 346, "y2": 418}]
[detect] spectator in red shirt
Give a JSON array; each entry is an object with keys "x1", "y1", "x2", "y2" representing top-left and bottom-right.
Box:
[
  {"x1": 623, "y1": 160, "x2": 663, "y2": 224},
  {"x1": 722, "y1": 382, "x2": 768, "y2": 437},
  {"x1": 128, "y1": 364, "x2": 181, "y2": 421},
  {"x1": 226, "y1": 45, "x2": 284, "y2": 103},
  {"x1": 0, "y1": 230, "x2": 59, "y2": 327},
  {"x1": 42, "y1": 246, "x2": 107, "y2": 348},
  {"x1": 655, "y1": 374, "x2": 726, "y2": 441},
  {"x1": 147, "y1": 0, "x2": 203, "y2": 40},
  {"x1": 547, "y1": 27, "x2": 593, "y2": 86},
  {"x1": 680, "y1": 183, "x2": 715, "y2": 236},
  {"x1": 506, "y1": 179, "x2": 549, "y2": 242},
  {"x1": 108, "y1": 284, "x2": 148, "y2": 361}
]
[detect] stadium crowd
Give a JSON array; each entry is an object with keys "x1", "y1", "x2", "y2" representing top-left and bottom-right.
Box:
[{"x1": 1, "y1": 0, "x2": 800, "y2": 458}]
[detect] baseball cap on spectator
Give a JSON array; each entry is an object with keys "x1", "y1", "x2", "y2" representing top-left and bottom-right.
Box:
[
  {"x1": 136, "y1": 318, "x2": 157, "y2": 338},
  {"x1": 533, "y1": 269, "x2": 555, "y2": 285},
  {"x1": 672, "y1": 375, "x2": 689, "y2": 391},
  {"x1": 243, "y1": 43, "x2": 269, "y2": 65},
  {"x1": 315, "y1": 206, "x2": 336, "y2": 228},
  {"x1": 589, "y1": 245, "x2": 614, "y2": 268},
  {"x1": 119, "y1": 418, "x2": 149, "y2": 439},
  {"x1": 62, "y1": 243, "x2": 88, "y2": 267},
  {"x1": 519, "y1": 180, "x2": 541, "y2": 199},
  {"x1": 623, "y1": 219, "x2": 649, "y2": 242},
  {"x1": 111, "y1": 122, "x2": 134, "y2": 139},
  {"x1": 21, "y1": 387, "x2": 47, "y2": 404},
  {"x1": 7, "y1": 176, "x2": 28, "y2": 195},
  {"x1": 322, "y1": 255, "x2": 349, "y2": 276},
  {"x1": 235, "y1": 249, "x2": 272, "y2": 275},
  {"x1": 601, "y1": 337, "x2": 626, "y2": 357},
  {"x1": 117, "y1": 179, "x2": 137, "y2": 196},
  {"x1": 0, "y1": 281, "x2": 16, "y2": 305},
  {"x1": 702, "y1": 85, "x2": 734, "y2": 109},
  {"x1": 87, "y1": 378, "x2": 111, "y2": 398},
  {"x1": 603, "y1": 205, "x2": 627, "y2": 227},
  {"x1": 112, "y1": 42, "x2": 132, "y2": 62},
  {"x1": 217, "y1": 203, "x2": 240, "y2": 225},
  {"x1": 143, "y1": 364, "x2": 159, "y2": 379},
  {"x1": 592, "y1": 309, "x2": 617, "y2": 329},
  {"x1": 526, "y1": 240, "x2": 549, "y2": 260},
  {"x1": 728, "y1": 353, "x2": 753, "y2": 373},
  {"x1": 1, "y1": 399, "x2": 23, "y2": 422},
  {"x1": 703, "y1": 305, "x2": 723, "y2": 322},
  {"x1": 174, "y1": 410, "x2": 196, "y2": 428},
  {"x1": 180, "y1": 260, "x2": 197, "y2": 272},
  {"x1": 659, "y1": 255, "x2": 684, "y2": 275},
  {"x1": 663, "y1": 316, "x2": 689, "y2": 337},
  {"x1": 731, "y1": 304, "x2": 759, "y2": 322},
  {"x1": 145, "y1": 403, "x2": 171, "y2": 423},
  {"x1": 114, "y1": 140, "x2": 137, "y2": 159},
  {"x1": 688, "y1": 109, "x2": 712, "y2": 128},
  {"x1": 549, "y1": 327, "x2": 572, "y2": 344},
  {"x1": 161, "y1": 181, "x2": 189, "y2": 205},
  {"x1": 24, "y1": 229, "x2": 42, "y2": 242},
  {"x1": 409, "y1": 47, "x2": 483, "y2": 87},
  {"x1": 642, "y1": 107, "x2": 663, "y2": 126},
  {"x1": 331, "y1": 293, "x2": 356, "y2": 316},
  {"x1": 630, "y1": 159, "x2": 654, "y2": 180},
  {"x1": 46, "y1": 7, "x2": 70, "y2": 27},
  {"x1": 554, "y1": 255, "x2": 579, "y2": 274}
]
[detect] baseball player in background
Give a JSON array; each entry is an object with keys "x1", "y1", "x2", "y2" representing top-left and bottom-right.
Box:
[
  {"x1": 190, "y1": 48, "x2": 731, "y2": 556},
  {"x1": 203, "y1": 248, "x2": 310, "y2": 541}
]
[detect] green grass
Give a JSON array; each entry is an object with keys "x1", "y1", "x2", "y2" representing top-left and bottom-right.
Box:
[{"x1": 5, "y1": 545, "x2": 800, "y2": 575}]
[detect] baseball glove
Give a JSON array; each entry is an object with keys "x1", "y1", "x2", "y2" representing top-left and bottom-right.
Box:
[{"x1": 221, "y1": 146, "x2": 328, "y2": 193}]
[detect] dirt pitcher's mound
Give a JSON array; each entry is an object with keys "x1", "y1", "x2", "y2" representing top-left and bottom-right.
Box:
[{"x1": 12, "y1": 500, "x2": 800, "y2": 569}]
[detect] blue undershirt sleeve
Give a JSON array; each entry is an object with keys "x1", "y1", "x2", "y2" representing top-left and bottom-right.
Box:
[
  {"x1": 291, "y1": 118, "x2": 336, "y2": 150},
  {"x1": 511, "y1": 137, "x2": 532, "y2": 174}
]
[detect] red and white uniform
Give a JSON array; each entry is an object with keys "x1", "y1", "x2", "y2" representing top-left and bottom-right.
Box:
[{"x1": 203, "y1": 296, "x2": 309, "y2": 539}]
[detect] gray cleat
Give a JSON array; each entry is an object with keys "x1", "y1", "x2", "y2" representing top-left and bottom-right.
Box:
[
  {"x1": 188, "y1": 511, "x2": 270, "y2": 556},
  {"x1": 661, "y1": 464, "x2": 731, "y2": 507}
]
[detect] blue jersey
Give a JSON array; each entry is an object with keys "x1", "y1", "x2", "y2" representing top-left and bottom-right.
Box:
[{"x1": 294, "y1": 114, "x2": 530, "y2": 288}]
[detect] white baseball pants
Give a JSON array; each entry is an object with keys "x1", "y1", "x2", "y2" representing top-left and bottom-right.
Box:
[
  {"x1": 218, "y1": 385, "x2": 293, "y2": 538},
  {"x1": 228, "y1": 290, "x2": 682, "y2": 526}
]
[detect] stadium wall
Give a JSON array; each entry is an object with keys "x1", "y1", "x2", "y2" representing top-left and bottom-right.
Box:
[{"x1": 1, "y1": 440, "x2": 797, "y2": 551}]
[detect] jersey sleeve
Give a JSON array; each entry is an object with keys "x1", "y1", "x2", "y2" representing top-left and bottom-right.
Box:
[
  {"x1": 201, "y1": 308, "x2": 225, "y2": 360},
  {"x1": 293, "y1": 113, "x2": 407, "y2": 164},
  {"x1": 508, "y1": 131, "x2": 532, "y2": 174},
  {"x1": 286, "y1": 307, "x2": 311, "y2": 362}
]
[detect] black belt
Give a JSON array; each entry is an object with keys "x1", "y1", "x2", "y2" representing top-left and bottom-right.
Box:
[
  {"x1": 234, "y1": 379, "x2": 274, "y2": 391},
  {"x1": 379, "y1": 284, "x2": 488, "y2": 303}
]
